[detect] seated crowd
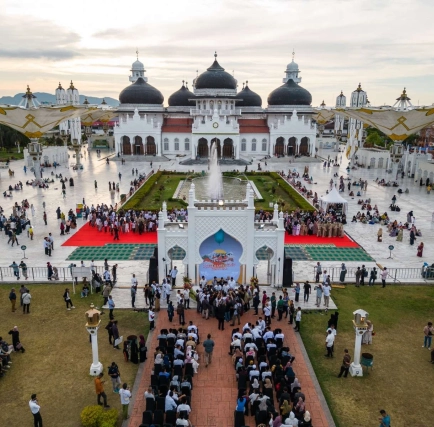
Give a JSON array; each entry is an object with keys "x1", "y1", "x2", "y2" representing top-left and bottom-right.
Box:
[
  {"x1": 141, "y1": 322, "x2": 200, "y2": 427},
  {"x1": 231, "y1": 322, "x2": 312, "y2": 427}
]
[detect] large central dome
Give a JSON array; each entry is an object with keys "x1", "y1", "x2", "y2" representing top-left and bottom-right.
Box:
[
  {"x1": 195, "y1": 54, "x2": 237, "y2": 90},
  {"x1": 267, "y1": 79, "x2": 312, "y2": 106},
  {"x1": 119, "y1": 77, "x2": 164, "y2": 105}
]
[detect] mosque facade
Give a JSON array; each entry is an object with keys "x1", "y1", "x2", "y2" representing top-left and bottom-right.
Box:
[{"x1": 113, "y1": 53, "x2": 317, "y2": 159}]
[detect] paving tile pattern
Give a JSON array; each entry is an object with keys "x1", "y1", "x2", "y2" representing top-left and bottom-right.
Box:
[{"x1": 127, "y1": 309, "x2": 332, "y2": 427}]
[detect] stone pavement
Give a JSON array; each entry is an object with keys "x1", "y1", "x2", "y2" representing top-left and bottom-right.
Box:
[{"x1": 127, "y1": 308, "x2": 335, "y2": 427}]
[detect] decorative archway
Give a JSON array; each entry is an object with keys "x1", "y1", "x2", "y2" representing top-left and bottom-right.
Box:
[
  {"x1": 255, "y1": 245, "x2": 275, "y2": 285},
  {"x1": 223, "y1": 138, "x2": 234, "y2": 158},
  {"x1": 211, "y1": 138, "x2": 221, "y2": 158},
  {"x1": 122, "y1": 136, "x2": 131, "y2": 155},
  {"x1": 299, "y1": 137, "x2": 309, "y2": 155},
  {"x1": 378, "y1": 158, "x2": 384, "y2": 168},
  {"x1": 198, "y1": 229, "x2": 243, "y2": 281},
  {"x1": 275, "y1": 137, "x2": 284, "y2": 156},
  {"x1": 287, "y1": 137, "x2": 296, "y2": 155},
  {"x1": 134, "y1": 136, "x2": 144, "y2": 155},
  {"x1": 145, "y1": 136, "x2": 156, "y2": 155},
  {"x1": 370, "y1": 157, "x2": 375, "y2": 168},
  {"x1": 198, "y1": 138, "x2": 208, "y2": 158}
]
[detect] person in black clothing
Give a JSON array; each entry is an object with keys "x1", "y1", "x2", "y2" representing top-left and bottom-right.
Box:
[
  {"x1": 252, "y1": 292, "x2": 260, "y2": 315},
  {"x1": 216, "y1": 301, "x2": 226, "y2": 330},
  {"x1": 360, "y1": 265, "x2": 366, "y2": 285},
  {"x1": 303, "y1": 281, "x2": 311, "y2": 302},
  {"x1": 338, "y1": 349, "x2": 351, "y2": 378},
  {"x1": 105, "y1": 320, "x2": 114, "y2": 344},
  {"x1": 8, "y1": 326, "x2": 25, "y2": 352}
]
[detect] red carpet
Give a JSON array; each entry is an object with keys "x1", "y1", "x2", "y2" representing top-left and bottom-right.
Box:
[
  {"x1": 62, "y1": 223, "x2": 158, "y2": 247},
  {"x1": 284, "y1": 233, "x2": 359, "y2": 247}
]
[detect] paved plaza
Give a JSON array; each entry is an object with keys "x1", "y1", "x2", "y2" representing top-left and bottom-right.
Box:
[{"x1": 0, "y1": 147, "x2": 431, "y2": 287}]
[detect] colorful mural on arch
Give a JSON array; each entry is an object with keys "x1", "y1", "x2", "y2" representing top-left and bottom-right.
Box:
[{"x1": 199, "y1": 229, "x2": 243, "y2": 281}]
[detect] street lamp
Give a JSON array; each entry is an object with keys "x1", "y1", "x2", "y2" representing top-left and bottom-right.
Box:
[
  {"x1": 85, "y1": 303, "x2": 103, "y2": 376},
  {"x1": 28, "y1": 139, "x2": 43, "y2": 184},
  {"x1": 71, "y1": 138, "x2": 82, "y2": 168},
  {"x1": 60, "y1": 129, "x2": 69, "y2": 147},
  {"x1": 349, "y1": 308, "x2": 369, "y2": 377}
]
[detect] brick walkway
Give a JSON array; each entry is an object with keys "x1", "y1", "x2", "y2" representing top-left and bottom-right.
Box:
[{"x1": 128, "y1": 308, "x2": 332, "y2": 427}]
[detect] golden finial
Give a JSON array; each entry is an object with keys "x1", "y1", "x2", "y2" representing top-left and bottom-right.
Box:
[
  {"x1": 292, "y1": 48, "x2": 295, "y2": 61},
  {"x1": 214, "y1": 51, "x2": 217, "y2": 59},
  {"x1": 136, "y1": 47, "x2": 139, "y2": 60}
]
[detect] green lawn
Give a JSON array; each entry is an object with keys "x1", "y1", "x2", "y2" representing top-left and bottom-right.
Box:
[
  {"x1": 123, "y1": 171, "x2": 189, "y2": 211},
  {"x1": 0, "y1": 284, "x2": 149, "y2": 427},
  {"x1": 0, "y1": 149, "x2": 24, "y2": 161},
  {"x1": 300, "y1": 286, "x2": 434, "y2": 427}
]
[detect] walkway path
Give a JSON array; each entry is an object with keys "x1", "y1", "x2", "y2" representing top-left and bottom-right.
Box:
[{"x1": 127, "y1": 307, "x2": 334, "y2": 427}]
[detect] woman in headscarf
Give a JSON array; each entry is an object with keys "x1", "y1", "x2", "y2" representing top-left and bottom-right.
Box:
[
  {"x1": 232, "y1": 347, "x2": 243, "y2": 367},
  {"x1": 377, "y1": 227, "x2": 383, "y2": 242},
  {"x1": 299, "y1": 411, "x2": 312, "y2": 427},
  {"x1": 251, "y1": 378, "x2": 260, "y2": 392},
  {"x1": 284, "y1": 411, "x2": 299, "y2": 426},
  {"x1": 272, "y1": 414, "x2": 283, "y2": 427},
  {"x1": 139, "y1": 334, "x2": 147, "y2": 363},
  {"x1": 339, "y1": 263, "x2": 347, "y2": 282},
  {"x1": 280, "y1": 400, "x2": 291, "y2": 419},
  {"x1": 235, "y1": 357, "x2": 244, "y2": 371},
  {"x1": 410, "y1": 228, "x2": 416, "y2": 245},
  {"x1": 363, "y1": 320, "x2": 373, "y2": 345},
  {"x1": 291, "y1": 378, "x2": 301, "y2": 393},
  {"x1": 294, "y1": 396, "x2": 306, "y2": 419},
  {"x1": 154, "y1": 353, "x2": 163, "y2": 365},
  {"x1": 417, "y1": 242, "x2": 424, "y2": 257},
  {"x1": 170, "y1": 375, "x2": 180, "y2": 392},
  {"x1": 263, "y1": 377, "x2": 273, "y2": 390},
  {"x1": 396, "y1": 227, "x2": 403, "y2": 242}
]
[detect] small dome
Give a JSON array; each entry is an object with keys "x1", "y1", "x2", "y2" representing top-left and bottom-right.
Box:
[
  {"x1": 195, "y1": 54, "x2": 237, "y2": 90},
  {"x1": 119, "y1": 77, "x2": 164, "y2": 105},
  {"x1": 236, "y1": 82, "x2": 262, "y2": 107},
  {"x1": 168, "y1": 82, "x2": 196, "y2": 107},
  {"x1": 268, "y1": 79, "x2": 312, "y2": 106},
  {"x1": 286, "y1": 60, "x2": 299, "y2": 71},
  {"x1": 132, "y1": 59, "x2": 144, "y2": 70}
]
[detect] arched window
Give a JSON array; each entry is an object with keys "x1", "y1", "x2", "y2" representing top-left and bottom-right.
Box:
[
  {"x1": 174, "y1": 138, "x2": 179, "y2": 151},
  {"x1": 252, "y1": 138, "x2": 257, "y2": 152},
  {"x1": 184, "y1": 138, "x2": 190, "y2": 151},
  {"x1": 163, "y1": 138, "x2": 169, "y2": 151},
  {"x1": 262, "y1": 138, "x2": 267, "y2": 152},
  {"x1": 241, "y1": 138, "x2": 246, "y2": 152}
]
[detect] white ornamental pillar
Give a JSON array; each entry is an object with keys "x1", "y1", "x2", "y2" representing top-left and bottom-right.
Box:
[
  {"x1": 349, "y1": 308, "x2": 369, "y2": 377},
  {"x1": 85, "y1": 304, "x2": 103, "y2": 376}
]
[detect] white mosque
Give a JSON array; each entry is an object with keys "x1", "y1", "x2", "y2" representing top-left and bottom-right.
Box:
[{"x1": 113, "y1": 53, "x2": 318, "y2": 159}]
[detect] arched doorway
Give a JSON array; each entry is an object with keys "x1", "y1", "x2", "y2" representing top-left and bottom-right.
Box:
[
  {"x1": 275, "y1": 137, "x2": 284, "y2": 156},
  {"x1": 198, "y1": 138, "x2": 208, "y2": 158},
  {"x1": 145, "y1": 136, "x2": 156, "y2": 155},
  {"x1": 211, "y1": 138, "x2": 221, "y2": 158},
  {"x1": 287, "y1": 137, "x2": 296, "y2": 156},
  {"x1": 255, "y1": 245, "x2": 275, "y2": 285},
  {"x1": 134, "y1": 136, "x2": 144, "y2": 155},
  {"x1": 299, "y1": 137, "x2": 309, "y2": 155},
  {"x1": 122, "y1": 136, "x2": 131, "y2": 155},
  {"x1": 223, "y1": 138, "x2": 234, "y2": 158}
]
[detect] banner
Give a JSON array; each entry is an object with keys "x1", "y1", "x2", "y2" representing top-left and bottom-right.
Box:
[{"x1": 199, "y1": 229, "x2": 242, "y2": 282}]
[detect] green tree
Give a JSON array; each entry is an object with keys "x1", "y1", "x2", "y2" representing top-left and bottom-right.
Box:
[{"x1": 0, "y1": 124, "x2": 30, "y2": 150}]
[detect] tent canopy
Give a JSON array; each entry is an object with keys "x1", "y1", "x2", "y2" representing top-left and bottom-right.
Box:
[{"x1": 320, "y1": 186, "x2": 348, "y2": 213}]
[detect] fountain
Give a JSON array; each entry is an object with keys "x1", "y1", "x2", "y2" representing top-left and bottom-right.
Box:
[{"x1": 208, "y1": 143, "x2": 223, "y2": 200}]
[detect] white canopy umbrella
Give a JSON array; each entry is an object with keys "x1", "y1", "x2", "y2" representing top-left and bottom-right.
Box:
[{"x1": 320, "y1": 186, "x2": 349, "y2": 214}]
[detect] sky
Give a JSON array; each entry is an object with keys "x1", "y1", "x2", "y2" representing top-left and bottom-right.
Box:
[{"x1": 1, "y1": 0, "x2": 434, "y2": 107}]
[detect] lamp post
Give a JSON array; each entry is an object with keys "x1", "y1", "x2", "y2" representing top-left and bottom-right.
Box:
[
  {"x1": 71, "y1": 138, "x2": 82, "y2": 168},
  {"x1": 27, "y1": 139, "x2": 43, "y2": 184},
  {"x1": 349, "y1": 308, "x2": 369, "y2": 377},
  {"x1": 85, "y1": 303, "x2": 103, "y2": 376}
]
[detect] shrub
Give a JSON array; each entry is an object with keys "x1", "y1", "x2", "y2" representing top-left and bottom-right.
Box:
[
  {"x1": 80, "y1": 406, "x2": 118, "y2": 427},
  {"x1": 80, "y1": 405, "x2": 103, "y2": 427}
]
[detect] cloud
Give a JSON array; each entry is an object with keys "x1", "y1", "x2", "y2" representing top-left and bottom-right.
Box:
[{"x1": 0, "y1": 16, "x2": 81, "y2": 60}]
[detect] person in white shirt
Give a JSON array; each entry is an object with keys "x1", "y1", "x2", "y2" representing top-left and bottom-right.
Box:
[
  {"x1": 90, "y1": 260, "x2": 95, "y2": 273},
  {"x1": 243, "y1": 330, "x2": 253, "y2": 341},
  {"x1": 199, "y1": 276, "x2": 207, "y2": 287},
  {"x1": 170, "y1": 266, "x2": 178, "y2": 287},
  {"x1": 183, "y1": 289, "x2": 190, "y2": 309},
  {"x1": 148, "y1": 309, "x2": 155, "y2": 331},
  {"x1": 325, "y1": 330, "x2": 335, "y2": 358},
  {"x1": 165, "y1": 392, "x2": 178, "y2": 411},
  {"x1": 251, "y1": 326, "x2": 262, "y2": 340},
  {"x1": 176, "y1": 413, "x2": 192, "y2": 427},
  {"x1": 249, "y1": 365, "x2": 260, "y2": 381},
  {"x1": 131, "y1": 274, "x2": 138, "y2": 288},
  {"x1": 228, "y1": 277, "x2": 237, "y2": 289},
  {"x1": 177, "y1": 397, "x2": 191, "y2": 415},
  {"x1": 119, "y1": 383, "x2": 132, "y2": 420},
  {"x1": 258, "y1": 318, "x2": 266, "y2": 332},
  {"x1": 262, "y1": 328, "x2": 274, "y2": 342},
  {"x1": 294, "y1": 307, "x2": 302, "y2": 332},
  {"x1": 29, "y1": 394, "x2": 42, "y2": 427},
  {"x1": 242, "y1": 322, "x2": 252, "y2": 332},
  {"x1": 323, "y1": 283, "x2": 331, "y2": 308}
]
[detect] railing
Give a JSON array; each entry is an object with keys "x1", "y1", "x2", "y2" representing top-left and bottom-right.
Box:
[
  {"x1": 311, "y1": 266, "x2": 432, "y2": 283},
  {"x1": 0, "y1": 265, "x2": 104, "y2": 282}
]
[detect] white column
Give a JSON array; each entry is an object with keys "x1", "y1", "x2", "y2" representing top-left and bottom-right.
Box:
[
  {"x1": 349, "y1": 329, "x2": 365, "y2": 377},
  {"x1": 89, "y1": 329, "x2": 103, "y2": 376}
]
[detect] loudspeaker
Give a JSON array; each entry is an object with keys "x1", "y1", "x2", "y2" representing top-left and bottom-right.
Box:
[
  {"x1": 149, "y1": 256, "x2": 159, "y2": 283},
  {"x1": 282, "y1": 256, "x2": 293, "y2": 287},
  {"x1": 153, "y1": 247, "x2": 158, "y2": 264}
]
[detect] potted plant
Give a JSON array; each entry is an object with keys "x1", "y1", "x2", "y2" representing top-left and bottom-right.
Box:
[{"x1": 183, "y1": 276, "x2": 192, "y2": 290}]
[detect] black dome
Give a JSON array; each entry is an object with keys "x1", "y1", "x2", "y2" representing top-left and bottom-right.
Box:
[
  {"x1": 168, "y1": 84, "x2": 196, "y2": 107},
  {"x1": 236, "y1": 84, "x2": 262, "y2": 107},
  {"x1": 195, "y1": 57, "x2": 237, "y2": 90},
  {"x1": 119, "y1": 77, "x2": 164, "y2": 105},
  {"x1": 267, "y1": 79, "x2": 312, "y2": 106}
]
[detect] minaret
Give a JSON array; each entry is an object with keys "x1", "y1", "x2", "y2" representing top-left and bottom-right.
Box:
[
  {"x1": 65, "y1": 81, "x2": 81, "y2": 142},
  {"x1": 334, "y1": 90, "x2": 346, "y2": 134},
  {"x1": 348, "y1": 83, "x2": 367, "y2": 152},
  {"x1": 283, "y1": 50, "x2": 302, "y2": 83},
  {"x1": 393, "y1": 88, "x2": 413, "y2": 110},
  {"x1": 129, "y1": 49, "x2": 147, "y2": 83},
  {"x1": 55, "y1": 82, "x2": 66, "y2": 105}
]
